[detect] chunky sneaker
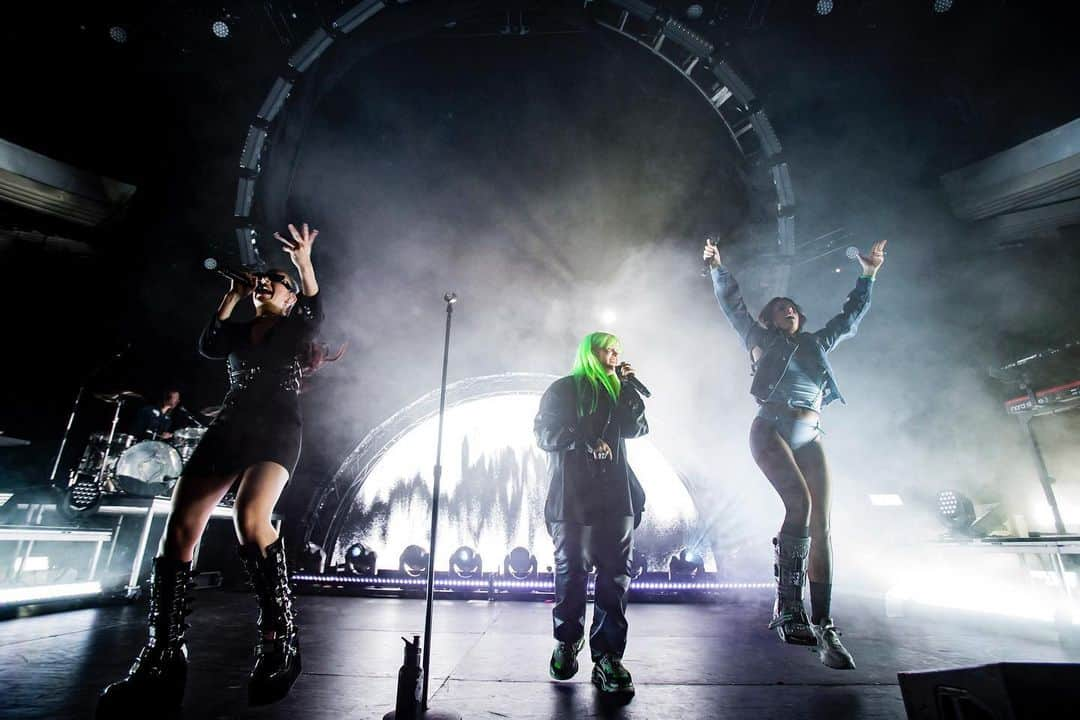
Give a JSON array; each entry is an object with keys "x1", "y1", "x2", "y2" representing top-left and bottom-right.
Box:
[
  {"x1": 549, "y1": 637, "x2": 585, "y2": 680},
  {"x1": 810, "y1": 618, "x2": 856, "y2": 669},
  {"x1": 591, "y1": 654, "x2": 635, "y2": 696}
]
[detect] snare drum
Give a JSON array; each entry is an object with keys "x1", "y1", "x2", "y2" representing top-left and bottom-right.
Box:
[
  {"x1": 115, "y1": 440, "x2": 183, "y2": 497},
  {"x1": 171, "y1": 426, "x2": 207, "y2": 465}
]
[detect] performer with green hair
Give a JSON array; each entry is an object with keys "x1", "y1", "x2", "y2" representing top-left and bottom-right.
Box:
[{"x1": 534, "y1": 331, "x2": 649, "y2": 697}]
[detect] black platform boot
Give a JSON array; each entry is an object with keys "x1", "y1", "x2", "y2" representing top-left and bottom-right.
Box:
[
  {"x1": 239, "y1": 538, "x2": 302, "y2": 705},
  {"x1": 97, "y1": 556, "x2": 193, "y2": 718},
  {"x1": 768, "y1": 534, "x2": 815, "y2": 646}
]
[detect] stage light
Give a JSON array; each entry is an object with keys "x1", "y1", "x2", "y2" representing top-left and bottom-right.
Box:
[
  {"x1": 686, "y1": 4, "x2": 704, "y2": 19},
  {"x1": 399, "y1": 544, "x2": 429, "y2": 577},
  {"x1": 298, "y1": 542, "x2": 327, "y2": 572},
  {"x1": 598, "y1": 308, "x2": 617, "y2": 325},
  {"x1": 669, "y1": 547, "x2": 706, "y2": 581},
  {"x1": 932, "y1": 0, "x2": 953, "y2": 12},
  {"x1": 504, "y1": 546, "x2": 538, "y2": 579},
  {"x1": 0, "y1": 581, "x2": 102, "y2": 606},
  {"x1": 211, "y1": 20, "x2": 231, "y2": 39},
  {"x1": 108, "y1": 26, "x2": 128, "y2": 44},
  {"x1": 870, "y1": 494, "x2": 904, "y2": 507},
  {"x1": 816, "y1": 0, "x2": 834, "y2": 15},
  {"x1": 449, "y1": 546, "x2": 482, "y2": 579},
  {"x1": 346, "y1": 543, "x2": 377, "y2": 575},
  {"x1": 937, "y1": 489, "x2": 975, "y2": 530}
]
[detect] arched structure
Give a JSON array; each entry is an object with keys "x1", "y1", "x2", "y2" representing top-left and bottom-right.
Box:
[
  {"x1": 231, "y1": 0, "x2": 796, "y2": 297},
  {"x1": 299, "y1": 373, "x2": 716, "y2": 575}
]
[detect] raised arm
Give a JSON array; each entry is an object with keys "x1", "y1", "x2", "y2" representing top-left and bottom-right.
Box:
[
  {"x1": 276, "y1": 222, "x2": 319, "y2": 297},
  {"x1": 703, "y1": 239, "x2": 768, "y2": 352},
  {"x1": 814, "y1": 239, "x2": 886, "y2": 352},
  {"x1": 534, "y1": 379, "x2": 582, "y2": 452}
]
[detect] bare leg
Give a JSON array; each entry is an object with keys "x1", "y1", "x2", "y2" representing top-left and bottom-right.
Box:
[
  {"x1": 232, "y1": 462, "x2": 290, "y2": 552},
  {"x1": 749, "y1": 417, "x2": 811, "y2": 534},
  {"x1": 161, "y1": 472, "x2": 239, "y2": 562},
  {"x1": 794, "y1": 438, "x2": 854, "y2": 668},
  {"x1": 795, "y1": 438, "x2": 832, "y2": 586}
]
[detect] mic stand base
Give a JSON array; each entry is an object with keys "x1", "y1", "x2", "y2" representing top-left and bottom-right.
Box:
[{"x1": 383, "y1": 709, "x2": 462, "y2": 720}]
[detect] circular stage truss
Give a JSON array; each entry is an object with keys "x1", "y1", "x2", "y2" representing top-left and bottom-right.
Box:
[{"x1": 229, "y1": 0, "x2": 796, "y2": 297}]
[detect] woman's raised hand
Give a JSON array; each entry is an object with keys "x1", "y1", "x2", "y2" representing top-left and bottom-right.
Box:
[
  {"x1": 857, "y1": 239, "x2": 888, "y2": 277},
  {"x1": 275, "y1": 223, "x2": 318, "y2": 269},
  {"x1": 702, "y1": 238, "x2": 723, "y2": 268}
]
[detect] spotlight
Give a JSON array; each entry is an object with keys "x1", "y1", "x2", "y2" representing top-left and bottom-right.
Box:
[
  {"x1": 108, "y1": 26, "x2": 128, "y2": 44},
  {"x1": 937, "y1": 489, "x2": 975, "y2": 531},
  {"x1": 816, "y1": 0, "x2": 834, "y2": 15},
  {"x1": 299, "y1": 542, "x2": 327, "y2": 573},
  {"x1": 598, "y1": 308, "x2": 617, "y2": 325},
  {"x1": 399, "y1": 544, "x2": 429, "y2": 577},
  {"x1": 503, "y1": 546, "x2": 538, "y2": 579},
  {"x1": 449, "y1": 546, "x2": 482, "y2": 579},
  {"x1": 345, "y1": 543, "x2": 377, "y2": 575},
  {"x1": 211, "y1": 20, "x2": 231, "y2": 39},
  {"x1": 932, "y1": 0, "x2": 953, "y2": 12},
  {"x1": 668, "y1": 547, "x2": 705, "y2": 582},
  {"x1": 686, "y1": 4, "x2": 704, "y2": 19},
  {"x1": 936, "y1": 489, "x2": 1005, "y2": 538}
]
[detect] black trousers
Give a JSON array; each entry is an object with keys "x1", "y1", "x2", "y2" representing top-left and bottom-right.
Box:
[{"x1": 549, "y1": 516, "x2": 634, "y2": 661}]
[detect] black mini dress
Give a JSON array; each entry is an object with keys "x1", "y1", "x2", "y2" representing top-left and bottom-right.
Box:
[{"x1": 182, "y1": 292, "x2": 323, "y2": 479}]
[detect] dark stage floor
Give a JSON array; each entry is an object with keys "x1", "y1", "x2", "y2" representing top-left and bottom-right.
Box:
[{"x1": 1, "y1": 589, "x2": 1076, "y2": 719}]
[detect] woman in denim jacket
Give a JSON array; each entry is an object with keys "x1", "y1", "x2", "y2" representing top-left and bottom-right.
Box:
[{"x1": 704, "y1": 238, "x2": 886, "y2": 669}]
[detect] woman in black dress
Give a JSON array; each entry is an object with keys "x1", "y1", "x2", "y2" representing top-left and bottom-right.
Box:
[{"x1": 99, "y1": 223, "x2": 323, "y2": 714}]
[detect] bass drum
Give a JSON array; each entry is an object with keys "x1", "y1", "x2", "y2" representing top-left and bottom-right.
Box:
[{"x1": 115, "y1": 440, "x2": 183, "y2": 497}]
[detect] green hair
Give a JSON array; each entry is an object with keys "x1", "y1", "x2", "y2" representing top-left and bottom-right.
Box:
[{"x1": 571, "y1": 332, "x2": 621, "y2": 416}]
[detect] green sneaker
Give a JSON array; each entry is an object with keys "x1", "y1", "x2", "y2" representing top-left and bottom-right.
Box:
[
  {"x1": 549, "y1": 638, "x2": 585, "y2": 680},
  {"x1": 591, "y1": 654, "x2": 635, "y2": 695}
]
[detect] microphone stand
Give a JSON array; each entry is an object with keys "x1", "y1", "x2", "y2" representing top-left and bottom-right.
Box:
[
  {"x1": 384, "y1": 292, "x2": 461, "y2": 720},
  {"x1": 48, "y1": 347, "x2": 127, "y2": 486}
]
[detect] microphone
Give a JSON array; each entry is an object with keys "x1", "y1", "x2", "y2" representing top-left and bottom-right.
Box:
[
  {"x1": 618, "y1": 364, "x2": 652, "y2": 398},
  {"x1": 203, "y1": 257, "x2": 253, "y2": 286},
  {"x1": 175, "y1": 406, "x2": 205, "y2": 427},
  {"x1": 701, "y1": 237, "x2": 717, "y2": 278}
]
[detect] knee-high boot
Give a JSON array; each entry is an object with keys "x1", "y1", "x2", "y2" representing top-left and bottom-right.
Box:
[
  {"x1": 238, "y1": 537, "x2": 301, "y2": 705},
  {"x1": 97, "y1": 556, "x2": 193, "y2": 717},
  {"x1": 768, "y1": 533, "x2": 815, "y2": 645}
]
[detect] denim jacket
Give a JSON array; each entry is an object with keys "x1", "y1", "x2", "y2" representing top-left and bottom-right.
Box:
[{"x1": 710, "y1": 266, "x2": 873, "y2": 406}]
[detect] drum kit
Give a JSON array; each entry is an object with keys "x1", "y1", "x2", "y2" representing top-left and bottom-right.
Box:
[{"x1": 62, "y1": 391, "x2": 222, "y2": 514}]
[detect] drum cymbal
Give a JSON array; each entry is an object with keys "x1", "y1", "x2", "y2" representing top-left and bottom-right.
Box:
[
  {"x1": 94, "y1": 390, "x2": 144, "y2": 404},
  {"x1": 200, "y1": 405, "x2": 224, "y2": 418}
]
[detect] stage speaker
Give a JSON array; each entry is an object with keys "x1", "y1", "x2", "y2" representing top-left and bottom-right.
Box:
[{"x1": 898, "y1": 662, "x2": 1080, "y2": 719}]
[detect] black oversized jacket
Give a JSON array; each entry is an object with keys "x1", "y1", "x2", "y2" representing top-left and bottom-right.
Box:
[{"x1": 534, "y1": 375, "x2": 648, "y2": 527}]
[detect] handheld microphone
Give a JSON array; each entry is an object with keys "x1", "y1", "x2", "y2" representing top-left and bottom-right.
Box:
[
  {"x1": 618, "y1": 364, "x2": 652, "y2": 398},
  {"x1": 203, "y1": 257, "x2": 253, "y2": 286},
  {"x1": 701, "y1": 237, "x2": 716, "y2": 278}
]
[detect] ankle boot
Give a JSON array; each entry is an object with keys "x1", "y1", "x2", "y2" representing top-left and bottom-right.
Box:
[
  {"x1": 97, "y1": 556, "x2": 193, "y2": 717},
  {"x1": 768, "y1": 534, "x2": 815, "y2": 646},
  {"x1": 239, "y1": 538, "x2": 301, "y2": 705}
]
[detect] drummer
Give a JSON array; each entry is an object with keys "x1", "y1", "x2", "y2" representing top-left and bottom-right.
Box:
[{"x1": 130, "y1": 389, "x2": 180, "y2": 441}]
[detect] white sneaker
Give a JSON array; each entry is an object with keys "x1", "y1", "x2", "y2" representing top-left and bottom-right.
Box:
[{"x1": 810, "y1": 618, "x2": 856, "y2": 669}]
